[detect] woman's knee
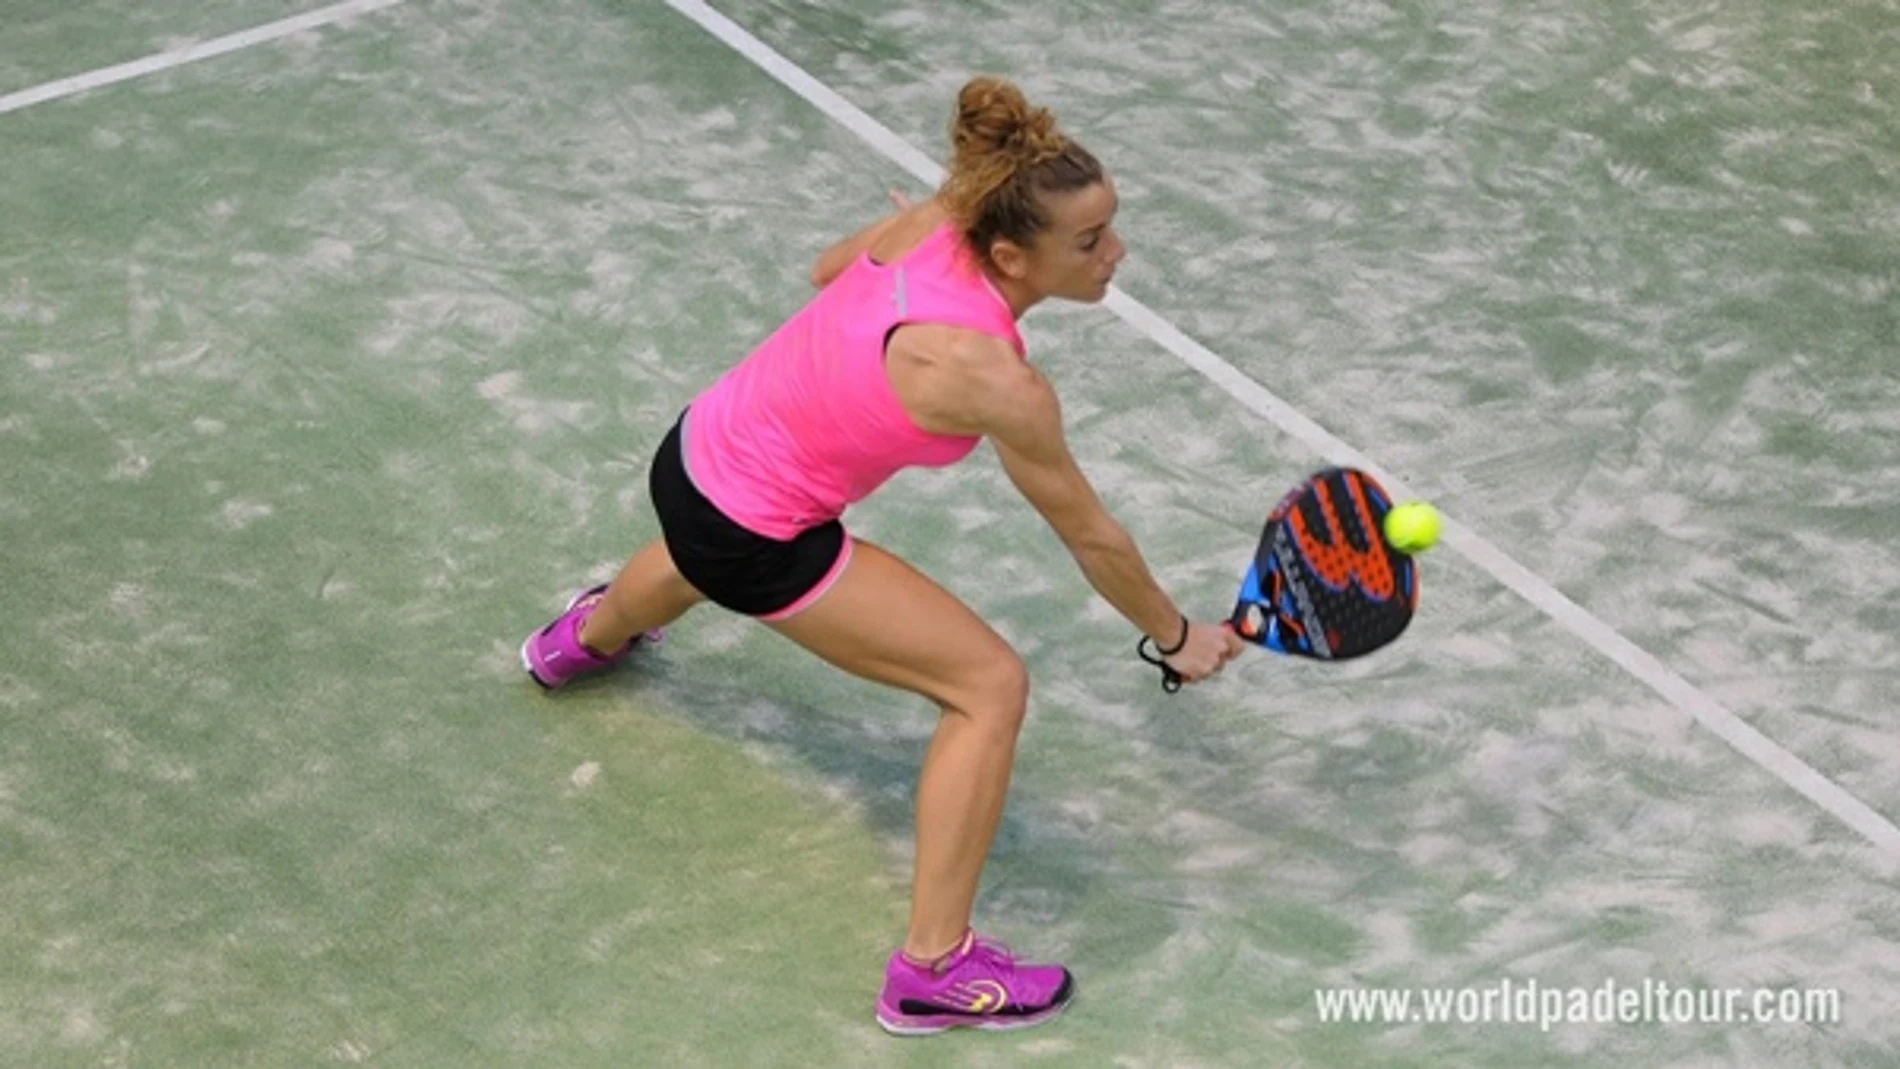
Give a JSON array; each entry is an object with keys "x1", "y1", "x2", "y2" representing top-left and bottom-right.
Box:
[{"x1": 948, "y1": 646, "x2": 1030, "y2": 732}]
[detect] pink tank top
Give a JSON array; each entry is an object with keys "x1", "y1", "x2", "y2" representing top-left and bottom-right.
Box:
[{"x1": 682, "y1": 222, "x2": 1024, "y2": 539}]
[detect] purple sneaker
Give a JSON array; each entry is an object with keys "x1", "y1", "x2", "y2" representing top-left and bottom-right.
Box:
[
  {"x1": 520, "y1": 585, "x2": 661, "y2": 689},
  {"x1": 874, "y1": 930, "x2": 1074, "y2": 1036}
]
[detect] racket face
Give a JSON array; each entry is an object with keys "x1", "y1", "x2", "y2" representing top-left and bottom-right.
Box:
[{"x1": 1230, "y1": 467, "x2": 1418, "y2": 659}]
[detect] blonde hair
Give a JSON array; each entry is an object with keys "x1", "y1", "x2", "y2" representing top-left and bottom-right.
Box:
[{"x1": 938, "y1": 76, "x2": 1104, "y2": 262}]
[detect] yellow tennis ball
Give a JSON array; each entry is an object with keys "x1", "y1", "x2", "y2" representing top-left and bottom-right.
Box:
[{"x1": 1383, "y1": 502, "x2": 1440, "y2": 553}]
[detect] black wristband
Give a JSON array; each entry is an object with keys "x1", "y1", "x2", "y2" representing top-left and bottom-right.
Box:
[{"x1": 1154, "y1": 614, "x2": 1190, "y2": 657}]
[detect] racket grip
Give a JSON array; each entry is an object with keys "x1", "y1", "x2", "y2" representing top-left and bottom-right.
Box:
[{"x1": 1156, "y1": 622, "x2": 1243, "y2": 692}]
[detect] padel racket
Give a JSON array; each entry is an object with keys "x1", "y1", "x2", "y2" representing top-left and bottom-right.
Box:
[{"x1": 1139, "y1": 467, "x2": 1420, "y2": 692}]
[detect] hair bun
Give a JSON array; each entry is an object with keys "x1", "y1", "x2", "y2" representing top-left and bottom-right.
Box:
[{"x1": 952, "y1": 76, "x2": 1062, "y2": 166}]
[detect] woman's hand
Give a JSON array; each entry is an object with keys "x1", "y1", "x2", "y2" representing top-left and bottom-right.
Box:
[{"x1": 1161, "y1": 620, "x2": 1245, "y2": 685}]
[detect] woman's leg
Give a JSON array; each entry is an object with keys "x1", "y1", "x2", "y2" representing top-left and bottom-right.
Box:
[
  {"x1": 766, "y1": 538, "x2": 1030, "y2": 961},
  {"x1": 578, "y1": 538, "x2": 706, "y2": 652}
]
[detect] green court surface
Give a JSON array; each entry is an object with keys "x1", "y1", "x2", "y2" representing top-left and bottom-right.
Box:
[{"x1": 3, "y1": 0, "x2": 1897, "y2": 1065}]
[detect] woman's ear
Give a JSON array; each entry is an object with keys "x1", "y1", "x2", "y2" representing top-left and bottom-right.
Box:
[{"x1": 988, "y1": 238, "x2": 1031, "y2": 281}]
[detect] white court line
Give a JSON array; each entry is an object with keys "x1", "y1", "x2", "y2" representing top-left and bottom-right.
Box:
[
  {"x1": 0, "y1": 0, "x2": 406, "y2": 116},
  {"x1": 664, "y1": 0, "x2": 1900, "y2": 867}
]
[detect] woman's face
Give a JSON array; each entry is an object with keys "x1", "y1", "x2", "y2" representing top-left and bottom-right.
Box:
[{"x1": 999, "y1": 179, "x2": 1126, "y2": 303}]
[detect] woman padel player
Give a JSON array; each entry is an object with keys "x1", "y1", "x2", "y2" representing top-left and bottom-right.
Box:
[{"x1": 520, "y1": 75, "x2": 1243, "y2": 1035}]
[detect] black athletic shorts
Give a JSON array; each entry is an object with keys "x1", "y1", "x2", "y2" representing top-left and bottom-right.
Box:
[{"x1": 648, "y1": 411, "x2": 851, "y2": 619}]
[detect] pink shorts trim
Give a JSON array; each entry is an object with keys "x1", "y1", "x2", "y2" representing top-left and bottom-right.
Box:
[{"x1": 759, "y1": 536, "x2": 854, "y2": 622}]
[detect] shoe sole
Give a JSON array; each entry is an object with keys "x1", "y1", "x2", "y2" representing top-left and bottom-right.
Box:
[
  {"x1": 520, "y1": 635, "x2": 554, "y2": 690},
  {"x1": 874, "y1": 994, "x2": 1073, "y2": 1037}
]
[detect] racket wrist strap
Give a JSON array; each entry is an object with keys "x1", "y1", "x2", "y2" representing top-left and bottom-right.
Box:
[{"x1": 1154, "y1": 614, "x2": 1190, "y2": 657}]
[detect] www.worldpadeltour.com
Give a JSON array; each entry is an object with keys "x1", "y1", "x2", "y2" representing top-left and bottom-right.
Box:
[{"x1": 1314, "y1": 977, "x2": 1841, "y2": 1031}]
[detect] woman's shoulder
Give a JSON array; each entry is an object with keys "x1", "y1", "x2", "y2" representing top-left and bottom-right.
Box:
[{"x1": 865, "y1": 199, "x2": 956, "y2": 266}]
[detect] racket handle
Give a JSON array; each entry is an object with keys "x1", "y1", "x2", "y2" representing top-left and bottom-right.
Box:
[{"x1": 1139, "y1": 620, "x2": 1239, "y2": 694}]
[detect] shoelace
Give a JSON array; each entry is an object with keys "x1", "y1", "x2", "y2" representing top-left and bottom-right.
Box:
[{"x1": 964, "y1": 935, "x2": 1020, "y2": 976}]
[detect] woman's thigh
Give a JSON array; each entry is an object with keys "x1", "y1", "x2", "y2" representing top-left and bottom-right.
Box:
[{"x1": 765, "y1": 539, "x2": 1025, "y2": 712}]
